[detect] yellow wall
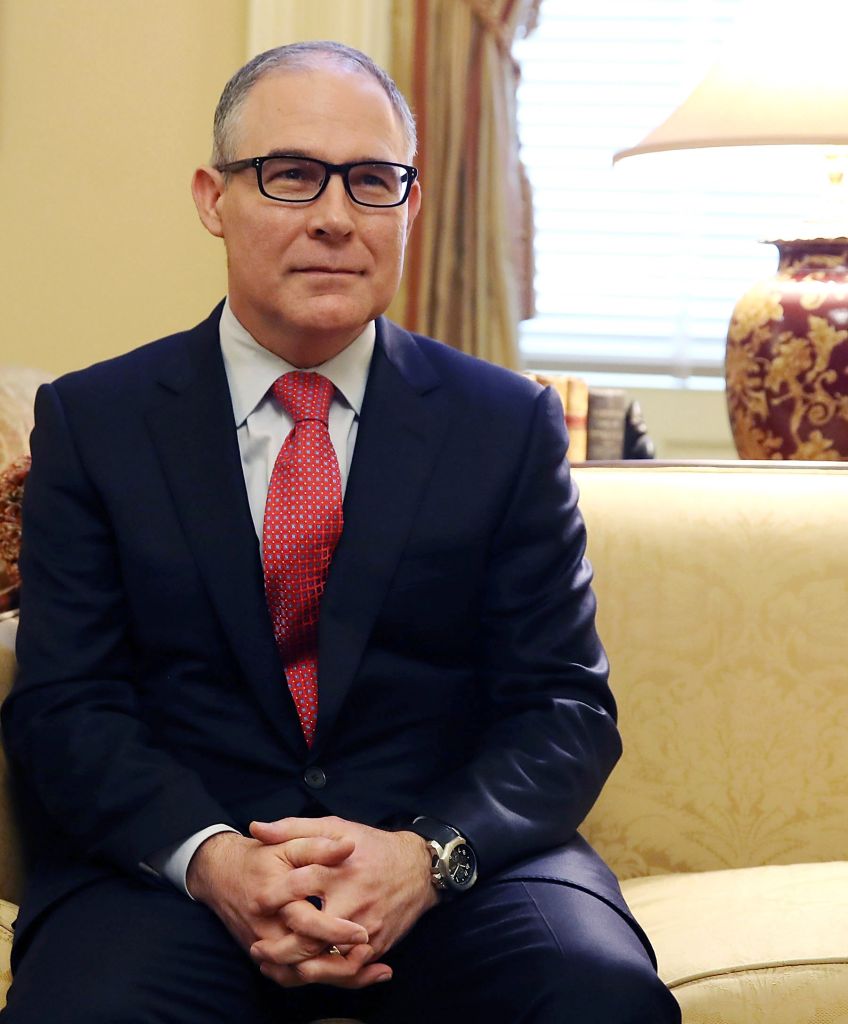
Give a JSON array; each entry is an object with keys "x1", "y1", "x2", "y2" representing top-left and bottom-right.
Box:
[{"x1": 0, "y1": 0, "x2": 246, "y2": 375}]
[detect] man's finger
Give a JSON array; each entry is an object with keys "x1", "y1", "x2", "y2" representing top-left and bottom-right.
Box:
[
  {"x1": 281, "y1": 898, "x2": 368, "y2": 945},
  {"x1": 281, "y1": 862, "x2": 338, "y2": 903},
  {"x1": 276, "y1": 835, "x2": 355, "y2": 869},
  {"x1": 291, "y1": 945, "x2": 393, "y2": 989},
  {"x1": 246, "y1": 863, "x2": 341, "y2": 916},
  {"x1": 258, "y1": 943, "x2": 391, "y2": 989},
  {"x1": 251, "y1": 933, "x2": 326, "y2": 965},
  {"x1": 257, "y1": 962, "x2": 307, "y2": 988},
  {"x1": 251, "y1": 935, "x2": 370, "y2": 969},
  {"x1": 250, "y1": 904, "x2": 368, "y2": 964},
  {"x1": 250, "y1": 816, "x2": 347, "y2": 845}
]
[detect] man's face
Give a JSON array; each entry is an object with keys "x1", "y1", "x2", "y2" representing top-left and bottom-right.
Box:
[{"x1": 196, "y1": 64, "x2": 420, "y2": 364}]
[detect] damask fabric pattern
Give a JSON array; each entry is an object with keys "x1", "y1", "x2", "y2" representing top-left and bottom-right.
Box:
[
  {"x1": 0, "y1": 899, "x2": 13, "y2": 1008},
  {"x1": 573, "y1": 465, "x2": 848, "y2": 879},
  {"x1": 0, "y1": 367, "x2": 50, "y2": 470},
  {"x1": 622, "y1": 862, "x2": 848, "y2": 1022},
  {"x1": 570, "y1": 464, "x2": 848, "y2": 1022},
  {"x1": 672, "y1": 968, "x2": 848, "y2": 1024},
  {"x1": 263, "y1": 372, "x2": 343, "y2": 747}
]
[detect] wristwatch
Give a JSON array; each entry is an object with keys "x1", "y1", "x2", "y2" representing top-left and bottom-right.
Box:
[{"x1": 409, "y1": 816, "x2": 478, "y2": 895}]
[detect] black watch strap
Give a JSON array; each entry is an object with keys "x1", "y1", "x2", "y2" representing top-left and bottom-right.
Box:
[{"x1": 408, "y1": 816, "x2": 462, "y2": 846}]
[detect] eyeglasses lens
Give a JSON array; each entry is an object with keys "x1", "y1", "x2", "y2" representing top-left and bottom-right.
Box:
[
  {"x1": 260, "y1": 158, "x2": 324, "y2": 200},
  {"x1": 259, "y1": 157, "x2": 409, "y2": 206},
  {"x1": 347, "y1": 164, "x2": 407, "y2": 205}
]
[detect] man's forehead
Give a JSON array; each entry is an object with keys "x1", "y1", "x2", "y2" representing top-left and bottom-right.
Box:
[
  {"x1": 239, "y1": 64, "x2": 392, "y2": 124},
  {"x1": 235, "y1": 65, "x2": 407, "y2": 160}
]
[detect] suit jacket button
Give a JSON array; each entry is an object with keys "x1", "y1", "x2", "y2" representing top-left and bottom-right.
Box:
[{"x1": 304, "y1": 767, "x2": 327, "y2": 789}]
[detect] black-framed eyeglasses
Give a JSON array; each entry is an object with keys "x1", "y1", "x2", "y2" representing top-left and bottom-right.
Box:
[{"x1": 216, "y1": 154, "x2": 419, "y2": 208}]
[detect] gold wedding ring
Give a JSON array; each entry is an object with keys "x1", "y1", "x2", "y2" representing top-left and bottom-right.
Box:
[{"x1": 327, "y1": 944, "x2": 343, "y2": 956}]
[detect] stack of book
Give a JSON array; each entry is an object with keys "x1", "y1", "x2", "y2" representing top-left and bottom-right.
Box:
[{"x1": 524, "y1": 373, "x2": 629, "y2": 463}]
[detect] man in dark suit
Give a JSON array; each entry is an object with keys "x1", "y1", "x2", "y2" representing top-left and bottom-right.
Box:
[{"x1": 1, "y1": 41, "x2": 680, "y2": 1023}]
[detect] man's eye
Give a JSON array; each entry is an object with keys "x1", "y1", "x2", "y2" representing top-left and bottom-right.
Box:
[
  {"x1": 360, "y1": 173, "x2": 390, "y2": 189},
  {"x1": 267, "y1": 165, "x2": 306, "y2": 182},
  {"x1": 351, "y1": 167, "x2": 398, "y2": 193}
]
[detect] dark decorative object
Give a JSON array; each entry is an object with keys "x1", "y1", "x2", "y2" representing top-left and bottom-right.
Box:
[
  {"x1": 623, "y1": 401, "x2": 656, "y2": 460},
  {"x1": 0, "y1": 457, "x2": 30, "y2": 614},
  {"x1": 726, "y1": 239, "x2": 848, "y2": 459}
]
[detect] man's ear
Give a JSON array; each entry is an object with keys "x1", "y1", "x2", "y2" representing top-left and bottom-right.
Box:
[
  {"x1": 405, "y1": 179, "x2": 422, "y2": 240},
  {"x1": 191, "y1": 165, "x2": 226, "y2": 238}
]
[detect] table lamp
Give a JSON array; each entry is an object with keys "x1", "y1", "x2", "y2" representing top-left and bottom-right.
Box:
[{"x1": 613, "y1": 0, "x2": 848, "y2": 459}]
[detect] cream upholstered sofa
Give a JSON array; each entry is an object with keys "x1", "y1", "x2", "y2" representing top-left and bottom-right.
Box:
[
  {"x1": 575, "y1": 462, "x2": 848, "y2": 1023},
  {"x1": 2, "y1": 461, "x2": 848, "y2": 1021}
]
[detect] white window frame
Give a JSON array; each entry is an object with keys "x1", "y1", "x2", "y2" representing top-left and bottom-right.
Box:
[{"x1": 514, "y1": 1, "x2": 826, "y2": 390}]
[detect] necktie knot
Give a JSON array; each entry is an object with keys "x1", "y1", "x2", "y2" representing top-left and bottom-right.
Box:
[{"x1": 274, "y1": 371, "x2": 334, "y2": 425}]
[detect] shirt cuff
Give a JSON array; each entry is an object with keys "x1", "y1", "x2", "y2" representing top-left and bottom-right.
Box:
[{"x1": 143, "y1": 824, "x2": 241, "y2": 898}]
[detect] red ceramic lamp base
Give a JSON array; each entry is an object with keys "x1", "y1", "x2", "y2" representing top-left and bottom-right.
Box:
[{"x1": 726, "y1": 238, "x2": 848, "y2": 460}]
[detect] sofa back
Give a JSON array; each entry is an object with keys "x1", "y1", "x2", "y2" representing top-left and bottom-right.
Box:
[
  {"x1": 574, "y1": 463, "x2": 848, "y2": 879},
  {"x1": 1, "y1": 463, "x2": 846, "y2": 896}
]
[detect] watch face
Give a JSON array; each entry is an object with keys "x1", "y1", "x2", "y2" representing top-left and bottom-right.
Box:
[{"x1": 448, "y1": 842, "x2": 477, "y2": 888}]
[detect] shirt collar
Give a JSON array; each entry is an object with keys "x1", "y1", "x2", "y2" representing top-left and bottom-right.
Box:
[{"x1": 219, "y1": 298, "x2": 375, "y2": 427}]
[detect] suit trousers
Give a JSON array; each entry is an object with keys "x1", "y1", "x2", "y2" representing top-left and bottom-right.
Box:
[{"x1": 1, "y1": 871, "x2": 680, "y2": 1024}]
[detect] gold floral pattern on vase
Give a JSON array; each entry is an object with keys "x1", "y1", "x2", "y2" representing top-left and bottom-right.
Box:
[{"x1": 726, "y1": 240, "x2": 848, "y2": 459}]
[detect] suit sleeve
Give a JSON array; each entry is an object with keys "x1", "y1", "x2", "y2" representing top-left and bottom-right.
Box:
[
  {"x1": 413, "y1": 385, "x2": 621, "y2": 877},
  {"x1": 1, "y1": 383, "x2": 236, "y2": 878}
]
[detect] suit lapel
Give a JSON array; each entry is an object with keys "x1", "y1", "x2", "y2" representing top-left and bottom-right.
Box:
[
  {"x1": 142, "y1": 311, "x2": 452, "y2": 757},
  {"x1": 144, "y1": 306, "x2": 306, "y2": 753},
  {"x1": 313, "y1": 319, "x2": 453, "y2": 752}
]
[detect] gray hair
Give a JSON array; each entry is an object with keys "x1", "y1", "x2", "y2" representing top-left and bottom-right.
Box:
[{"x1": 211, "y1": 41, "x2": 417, "y2": 167}]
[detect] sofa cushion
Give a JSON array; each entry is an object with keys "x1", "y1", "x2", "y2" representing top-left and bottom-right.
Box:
[{"x1": 622, "y1": 861, "x2": 848, "y2": 1023}]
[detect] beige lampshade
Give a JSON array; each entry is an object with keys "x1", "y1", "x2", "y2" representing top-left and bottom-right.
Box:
[{"x1": 614, "y1": 1, "x2": 848, "y2": 162}]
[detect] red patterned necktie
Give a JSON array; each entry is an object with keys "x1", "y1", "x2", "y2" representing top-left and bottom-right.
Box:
[{"x1": 262, "y1": 372, "x2": 343, "y2": 746}]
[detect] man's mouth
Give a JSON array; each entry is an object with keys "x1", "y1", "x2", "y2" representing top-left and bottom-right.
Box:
[{"x1": 295, "y1": 266, "x2": 361, "y2": 275}]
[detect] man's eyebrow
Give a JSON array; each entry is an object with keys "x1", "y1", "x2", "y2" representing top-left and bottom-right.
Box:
[
  {"x1": 264, "y1": 148, "x2": 311, "y2": 159},
  {"x1": 262, "y1": 148, "x2": 397, "y2": 164}
]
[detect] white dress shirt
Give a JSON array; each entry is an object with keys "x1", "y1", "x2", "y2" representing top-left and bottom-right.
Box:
[
  {"x1": 145, "y1": 299, "x2": 376, "y2": 895},
  {"x1": 219, "y1": 299, "x2": 375, "y2": 538}
]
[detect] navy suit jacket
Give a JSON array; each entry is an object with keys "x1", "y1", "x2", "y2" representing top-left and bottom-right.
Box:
[{"x1": 3, "y1": 304, "x2": 642, "y2": 957}]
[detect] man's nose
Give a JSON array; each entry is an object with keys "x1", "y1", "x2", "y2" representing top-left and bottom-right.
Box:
[{"x1": 305, "y1": 173, "x2": 355, "y2": 238}]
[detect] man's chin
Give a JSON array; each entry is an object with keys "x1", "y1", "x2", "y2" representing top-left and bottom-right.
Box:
[
  {"x1": 250, "y1": 301, "x2": 378, "y2": 363},
  {"x1": 285, "y1": 295, "x2": 380, "y2": 337}
]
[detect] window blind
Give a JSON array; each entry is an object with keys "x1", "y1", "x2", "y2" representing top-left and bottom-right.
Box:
[{"x1": 514, "y1": 1, "x2": 826, "y2": 387}]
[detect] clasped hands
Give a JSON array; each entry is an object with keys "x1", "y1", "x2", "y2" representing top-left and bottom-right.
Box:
[{"x1": 186, "y1": 816, "x2": 438, "y2": 989}]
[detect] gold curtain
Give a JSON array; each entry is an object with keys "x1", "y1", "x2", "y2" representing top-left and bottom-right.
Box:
[{"x1": 391, "y1": 0, "x2": 541, "y2": 368}]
